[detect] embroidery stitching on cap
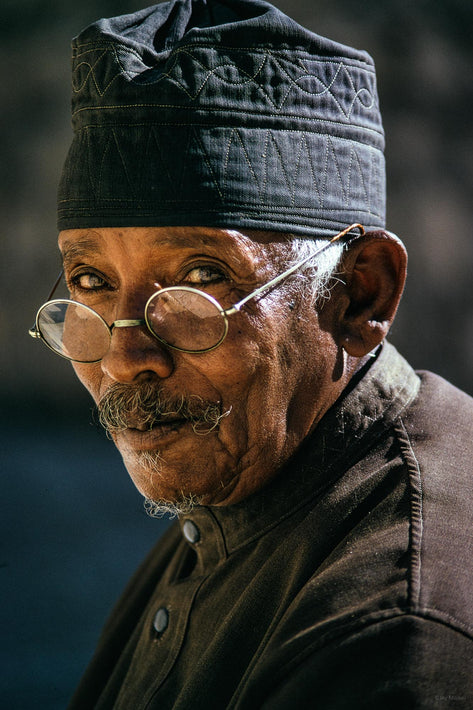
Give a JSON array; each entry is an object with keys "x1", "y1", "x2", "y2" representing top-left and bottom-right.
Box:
[{"x1": 58, "y1": 0, "x2": 386, "y2": 236}]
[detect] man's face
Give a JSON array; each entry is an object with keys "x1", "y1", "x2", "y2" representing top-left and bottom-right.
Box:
[{"x1": 58, "y1": 226, "x2": 347, "y2": 507}]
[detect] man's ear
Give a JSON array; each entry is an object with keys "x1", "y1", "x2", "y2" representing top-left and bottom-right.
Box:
[{"x1": 335, "y1": 230, "x2": 407, "y2": 358}]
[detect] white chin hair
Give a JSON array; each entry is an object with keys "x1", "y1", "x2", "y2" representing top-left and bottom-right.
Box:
[{"x1": 143, "y1": 494, "x2": 202, "y2": 519}]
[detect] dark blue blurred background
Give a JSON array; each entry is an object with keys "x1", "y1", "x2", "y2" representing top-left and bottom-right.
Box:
[
  {"x1": 1, "y1": 0, "x2": 472, "y2": 707},
  {"x1": 1, "y1": 411, "x2": 171, "y2": 708}
]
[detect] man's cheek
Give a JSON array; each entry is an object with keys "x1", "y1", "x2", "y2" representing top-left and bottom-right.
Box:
[{"x1": 71, "y1": 362, "x2": 102, "y2": 402}]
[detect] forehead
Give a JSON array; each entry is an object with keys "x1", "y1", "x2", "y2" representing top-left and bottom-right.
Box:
[{"x1": 58, "y1": 226, "x2": 289, "y2": 268}]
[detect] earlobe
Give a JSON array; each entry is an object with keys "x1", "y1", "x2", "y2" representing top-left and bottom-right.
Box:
[{"x1": 337, "y1": 231, "x2": 407, "y2": 358}]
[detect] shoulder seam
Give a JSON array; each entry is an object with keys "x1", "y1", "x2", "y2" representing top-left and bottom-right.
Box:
[{"x1": 393, "y1": 417, "x2": 423, "y2": 611}]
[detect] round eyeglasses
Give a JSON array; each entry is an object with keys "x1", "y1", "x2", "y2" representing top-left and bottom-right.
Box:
[
  {"x1": 31, "y1": 287, "x2": 230, "y2": 361},
  {"x1": 29, "y1": 224, "x2": 364, "y2": 362}
]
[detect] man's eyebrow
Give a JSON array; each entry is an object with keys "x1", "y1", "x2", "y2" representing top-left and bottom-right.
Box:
[{"x1": 59, "y1": 236, "x2": 103, "y2": 267}]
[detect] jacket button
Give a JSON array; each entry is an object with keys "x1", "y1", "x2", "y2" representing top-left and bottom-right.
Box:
[
  {"x1": 183, "y1": 519, "x2": 200, "y2": 544},
  {"x1": 153, "y1": 607, "x2": 169, "y2": 635}
]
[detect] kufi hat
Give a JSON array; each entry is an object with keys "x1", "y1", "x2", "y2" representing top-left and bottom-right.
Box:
[{"x1": 57, "y1": 0, "x2": 386, "y2": 237}]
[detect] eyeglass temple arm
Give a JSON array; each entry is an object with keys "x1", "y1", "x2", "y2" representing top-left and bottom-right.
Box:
[
  {"x1": 29, "y1": 270, "x2": 64, "y2": 338},
  {"x1": 225, "y1": 224, "x2": 364, "y2": 315}
]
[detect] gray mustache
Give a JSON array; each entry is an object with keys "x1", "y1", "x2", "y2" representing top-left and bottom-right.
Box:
[{"x1": 97, "y1": 382, "x2": 227, "y2": 435}]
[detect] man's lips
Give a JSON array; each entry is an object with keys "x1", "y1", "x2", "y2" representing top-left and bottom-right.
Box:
[
  {"x1": 116, "y1": 418, "x2": 190, "y2": 448},
  {"x1": 127, "y1": 416, "x2": 186, "y2": 432}
]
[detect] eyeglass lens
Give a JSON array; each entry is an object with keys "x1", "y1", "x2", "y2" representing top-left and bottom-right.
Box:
[
  {"x1": 36, "y1": 289, "x2": 228, "y2": 362},
  {"x1": 146, "y1": 289, "x2": 227, "y2": 352},
  {"x1": 38, "y1": 301, "x2": 111, "y2": 362}
]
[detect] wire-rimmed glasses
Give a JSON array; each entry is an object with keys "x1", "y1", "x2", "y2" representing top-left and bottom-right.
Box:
[{"x1": 29, "y1": 224, "x2": 364, "y2": 362}]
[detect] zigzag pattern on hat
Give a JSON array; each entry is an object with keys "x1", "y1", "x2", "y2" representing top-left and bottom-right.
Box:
[
  {"x1": 60, "y1": 1, "x2": 385, "y2": 233},
  {"x1": 71, "y1": 42, "x2": 382, "y2": 138},
  {"x1": 58, "y1": 122, "x2": 385, "y2": 231}
]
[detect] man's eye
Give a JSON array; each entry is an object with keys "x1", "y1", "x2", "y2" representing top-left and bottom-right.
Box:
[
  {"x1": 183, "y1": 266, "x2": 225, "y2": 285},
  {"x1": 70, "y1": 272, "x2": 107, "y2": 291}
]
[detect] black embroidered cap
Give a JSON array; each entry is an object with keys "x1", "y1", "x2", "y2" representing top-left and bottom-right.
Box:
[{"x1": 57, "y1": 0, "x2": 386, "y2": 237}]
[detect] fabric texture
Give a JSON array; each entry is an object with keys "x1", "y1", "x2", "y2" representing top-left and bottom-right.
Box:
[
  {"x1": 67, "y1": 342, "x2": 473, "y2": 708},
  {"x1": 57, "y1": 0, "x2": 385, "y2": 236}
]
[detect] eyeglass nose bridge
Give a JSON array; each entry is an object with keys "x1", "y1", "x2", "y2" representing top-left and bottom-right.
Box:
[
  {"x1": 110, "y1": 318, "x2": 147, "y2": 330},
  {"x1": 108, "y1": 318, "x2": 156, "y2": 351}
]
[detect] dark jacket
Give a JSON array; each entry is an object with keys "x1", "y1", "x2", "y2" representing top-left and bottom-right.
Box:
[{"x1": 69, "y1": 343, "x2": 473, "y2": 708}]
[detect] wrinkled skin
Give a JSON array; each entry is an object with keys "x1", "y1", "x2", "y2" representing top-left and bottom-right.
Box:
[{"x1": 58, "y1": 226, "x2": 405, "y2": 506}]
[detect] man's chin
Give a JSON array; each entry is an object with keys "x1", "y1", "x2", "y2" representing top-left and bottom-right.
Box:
[{"x1": 121, "y1": 448, "x2": 207, "y2": 512}]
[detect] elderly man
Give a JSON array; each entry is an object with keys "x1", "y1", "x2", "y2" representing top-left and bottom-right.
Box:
[{"x1": 30, "y1": 0, "x2": 473, "y2": 707}]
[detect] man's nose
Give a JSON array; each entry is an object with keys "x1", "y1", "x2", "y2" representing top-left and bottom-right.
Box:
[{"x1": 100, "y1": 320, "x2": 174, "y2": 383}]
